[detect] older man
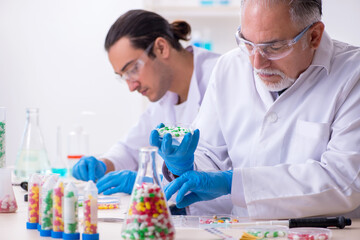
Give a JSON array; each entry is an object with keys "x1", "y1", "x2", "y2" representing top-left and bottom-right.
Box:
[{"x1": 152, "y1": 0, "x2": 360, "y2": 219}]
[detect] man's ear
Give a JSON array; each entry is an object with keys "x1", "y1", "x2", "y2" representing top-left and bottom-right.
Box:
[
  {"x1": 153, "y1": 37, "x2": 170, "y2": 59},
  {"x1": 309, "y1": 21, "x2": 325, "y2": 50}
]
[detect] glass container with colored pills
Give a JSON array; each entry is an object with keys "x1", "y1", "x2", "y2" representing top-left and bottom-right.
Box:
[
  {"x1": 156, "y1": 123, "x2": 193, "y2": 146},
  {"x1": 245, "y1": 225, "x2": 289, "y2": 239},
  {"x1": 121, "y1": 146, "x2": 175, "y2": 240},
  {"x1": 288, "y1": 227, "x2": 332, "y2": 240}
]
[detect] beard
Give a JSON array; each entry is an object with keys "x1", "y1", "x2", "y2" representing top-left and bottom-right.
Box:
[{"x1": 254, "y1": 68, "x2": 295, "y2": 92}]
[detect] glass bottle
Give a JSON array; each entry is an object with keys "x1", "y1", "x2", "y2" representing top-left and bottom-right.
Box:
[
  {"x1": 15, "y1": 108, "x2": 51, "y2": 181},
  {"x1": 121, "y1": 146, "x2": 175, "y2": 240}
]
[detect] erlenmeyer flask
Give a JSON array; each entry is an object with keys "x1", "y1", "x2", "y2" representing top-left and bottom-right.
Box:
[
  {"x1": 15, "y1": 108, "x2": 51, "y2": 181},
  {"x1": 121, "y1": 146, "x2": 175, "y2": 240}
]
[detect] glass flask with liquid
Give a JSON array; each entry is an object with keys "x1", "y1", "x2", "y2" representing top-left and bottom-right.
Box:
[
  {"x1": 121, "y1": 146, "x2": 175, "y2": 240},
  {"x1": 15, "y1": 108, "x2": 51, "y2": 181}
]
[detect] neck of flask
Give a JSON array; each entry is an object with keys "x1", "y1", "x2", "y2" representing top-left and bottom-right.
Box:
[
  {"x1": 138, "y1": 146, "x2": 160, "y2": 184},
  {"x1": 26, "y1": 108, "x2": 39, "y2": 125}
]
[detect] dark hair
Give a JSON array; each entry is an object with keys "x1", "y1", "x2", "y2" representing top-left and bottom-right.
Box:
[{"x1": 104, "y1": 9, "x2": 191, "y2": 55}]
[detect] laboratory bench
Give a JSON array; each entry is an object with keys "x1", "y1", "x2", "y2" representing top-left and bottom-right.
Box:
[{"x1": 1, "y1": 186, "x2": 359, "y2": 240}]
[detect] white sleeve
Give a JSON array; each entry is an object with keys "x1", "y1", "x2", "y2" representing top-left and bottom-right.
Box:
[{"x1": 100, "y1": 106, "x2": 157, "y2": 171}]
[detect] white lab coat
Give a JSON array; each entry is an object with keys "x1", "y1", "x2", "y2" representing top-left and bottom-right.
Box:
[
  {"x1": 102, "y1": 46, "x2": 233, "y2": 215},
  {"x1": 192, "y1": 32, "x2": 360, "y2": 219}
]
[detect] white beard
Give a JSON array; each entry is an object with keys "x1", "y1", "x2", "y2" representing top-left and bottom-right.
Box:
[{"x1": 254, "y1": 68, "x2": 295, "y2": 92}]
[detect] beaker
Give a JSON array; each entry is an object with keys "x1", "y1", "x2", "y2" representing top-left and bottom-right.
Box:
[
  {"x1": 0, "y1": 107, "x2": 6, "y2": 168},
  {"x1": 15, "y1": 108, "x2": 51, "y2": 181},
  {"x1": 121, "y1": 146, "x2": 175, "y2": 240},
  {"x1": 67, "y1": 126, "x2": 89, "y2": 177},
  {"x1": 0, "y1": 167, "x2": 18, "y2": 213}
]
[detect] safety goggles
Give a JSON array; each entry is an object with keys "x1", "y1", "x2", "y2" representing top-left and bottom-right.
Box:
[
  {"x1": 116, "y1": 42, "x2": 154, "y2": 83},
  {"x1": 235, "y1": 22, "x2": 315, "y2": 60}
]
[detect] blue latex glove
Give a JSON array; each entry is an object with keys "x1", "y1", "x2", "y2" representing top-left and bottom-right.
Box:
[
  {"x1": 96, "y1": 170, "x2": 137, "y2": 195},
  {"x1": 72, "y1": 156, "x2": 107, "y2": 182},
  {"x1": 149, "y1": 126, "x2": 200, "y2": 176},
  {"x1": 164, "y1": 170, "x2": 233, "y2": 208}
]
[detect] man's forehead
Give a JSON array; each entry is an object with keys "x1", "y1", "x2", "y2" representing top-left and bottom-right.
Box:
[{"x1": 241, "y1": 1, "x2": 292, "y2": 32}]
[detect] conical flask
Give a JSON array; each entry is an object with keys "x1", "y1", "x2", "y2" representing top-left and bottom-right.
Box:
[
  {"x1": 121, "y1": 146, "x2": 175, "y2": 240},
  {"x1": 15, "y1": 108, "x2": 51, "y2": 181}
]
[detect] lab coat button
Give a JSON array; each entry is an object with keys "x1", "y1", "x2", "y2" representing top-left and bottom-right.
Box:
[{"x1": 267, "y1": 112, "x2": 278, "y2": 123}]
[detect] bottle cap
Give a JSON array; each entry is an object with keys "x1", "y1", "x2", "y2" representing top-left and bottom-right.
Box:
[
  {"x1": 40, "y1": 229, "x2": 52, "y2": 237},
  {"x1": 63, "y1": 232, "x2": 80, "y2": 240},
  {"x1": 26, "y1": 222, "x2": 38, "y2": 229},
  {"x1": 51, "y1": 230, "x2": 64, "y2": 238},
  {"x1": 82, "y1": 233, "x2": 99, "y2": 240}
]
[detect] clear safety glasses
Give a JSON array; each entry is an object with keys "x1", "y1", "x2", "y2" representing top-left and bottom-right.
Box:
[
  {"x1": 235, "y1": 22, "x2": 315, "y2": 60},
  {"x1": 116, "y1": 42, "x2": 154, "y2": 83}
]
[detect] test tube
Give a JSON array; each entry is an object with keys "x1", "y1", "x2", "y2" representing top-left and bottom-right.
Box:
[
  {"x1": 26, "y1": 173, "x2": 41, "y2": 229},
  {"x1": 39, "y1": 175, "x2": 58, "y2": 237},
  {"x1": 37, "y1": 174, "x2": 59, "y2": 231},
  {"x1": 82, "y1": 180, "x2": 99, "y2": 240},
  {"x1": 52, "y1": 178, "x2": 65, "y2": 238},
  {"x1": 63, "y1": 182, "x2": 80, "y2": 240}
]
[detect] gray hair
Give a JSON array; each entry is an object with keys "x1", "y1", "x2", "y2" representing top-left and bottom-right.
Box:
[{"x1": 241, "y1": 0, "x2": 322, "y2": 29}]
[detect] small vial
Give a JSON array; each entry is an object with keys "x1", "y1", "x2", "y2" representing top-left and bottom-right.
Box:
[
  {"x1": 52, "y1": 178, "x2": 65, "y2": 238},
  {"x1": 37, "y1": 174, "x2": 60, "y2": 231},
  {"x1": 82, "y1": 181, "x2": 99, "y2": 240},
  {"x1": 63, "y1": 182, "x2": 80, "y2": 240},
  {"x1": 26, "y1": 174, "x2": 41, "y2": 229},
  {"x1": 39, "y1": 175, "x2": 58, "y2": 237}
]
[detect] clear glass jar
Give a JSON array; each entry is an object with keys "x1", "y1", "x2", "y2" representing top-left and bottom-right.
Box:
[{"x1": 121, "y1": 146, "x2": 175, "y2": 240}]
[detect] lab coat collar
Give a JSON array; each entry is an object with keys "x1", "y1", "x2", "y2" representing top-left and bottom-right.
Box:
[
  {"x1": 254, "y1": 70, "x2": 275, "y2": 110},
  {"x1": 253, "y1": 31, "x2": 333, "y2": 110},
  {"x1": 309, "y1": 31, "x2": 332, "y2": 75}
]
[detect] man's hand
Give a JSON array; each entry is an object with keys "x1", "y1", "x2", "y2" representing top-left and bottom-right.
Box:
[
  {"x1": 96, "y1": 170, "x2": 137, "y2": 195},
  {"x1": 150, "y1": 126, "x2": 200, "y2": 176},
  {"x1": 72, "y1": 156, "x2": 107, "y2": 182},
  {"x1": 164, "y1": 170, "x2": 233, "y2": 208}
]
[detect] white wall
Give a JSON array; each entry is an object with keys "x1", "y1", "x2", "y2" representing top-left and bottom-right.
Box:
[
  {"x1": 0, "y1": 0, "x2": 144, "y2": 167},
  {"x1": 0, "y1": 0, "x2": 359, "y2": 168},
  {"x1": 322, "y1": 0, "x2": 360, "y2": 46}
]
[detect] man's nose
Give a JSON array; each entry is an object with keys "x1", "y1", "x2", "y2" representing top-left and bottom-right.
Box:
[
  {"x1": 127, "y1": 80, "x2": 140, "y2": 92},
  {"x1": 252, "y1": 48, "x2": 271, "y2": 70}
]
